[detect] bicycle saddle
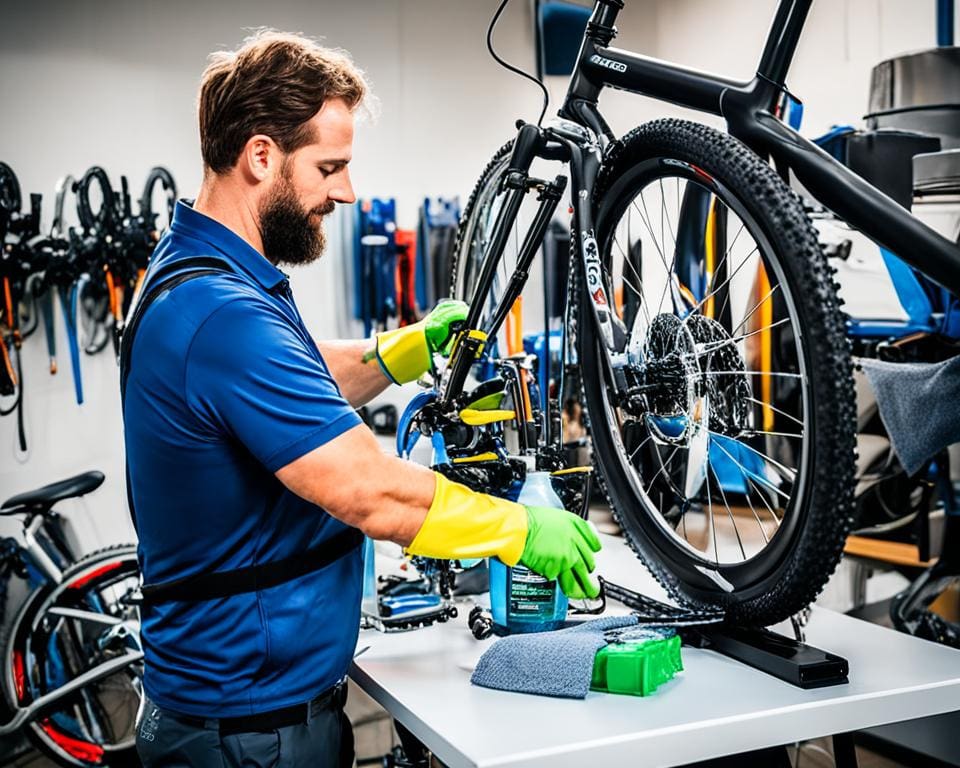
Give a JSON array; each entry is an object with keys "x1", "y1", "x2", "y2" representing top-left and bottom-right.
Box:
[{"x1": 1, "y1": 470, "x2": 105, "y2": 514}]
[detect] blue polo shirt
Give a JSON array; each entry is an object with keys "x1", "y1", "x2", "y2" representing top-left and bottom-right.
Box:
[{"x1": 123, "y1": 201, "x2": 364, "y2": 717}]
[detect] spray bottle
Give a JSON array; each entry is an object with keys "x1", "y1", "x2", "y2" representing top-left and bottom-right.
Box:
[{"x1": 489, "y1": 470, "x2": 569, "y2": 634}]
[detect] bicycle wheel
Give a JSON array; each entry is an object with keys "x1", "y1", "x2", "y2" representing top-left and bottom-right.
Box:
[
  {"x1": 578, "y1": 119, "x2": 856, "y2": 626},
  {"x1": 0, "y1": 162, "x2": 21, "y2": 216},
  {"x1": 3, "y1": 545, "x2": 142, "y2": 767}
]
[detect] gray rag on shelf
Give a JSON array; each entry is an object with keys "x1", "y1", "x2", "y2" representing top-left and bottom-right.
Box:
[
  {"x1": 470, "y1": 615, "x2": 638, "y2": 699},
  {"x1": 860, "y1": 356, "x2": 960, "y2": 476}
]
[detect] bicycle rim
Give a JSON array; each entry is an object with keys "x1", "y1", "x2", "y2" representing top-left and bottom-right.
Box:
[{"x1": 6, "y1": 550, "x2": 142, "y2": 767}]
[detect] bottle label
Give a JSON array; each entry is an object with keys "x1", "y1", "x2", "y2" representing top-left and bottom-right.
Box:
[{"x1": 508, "y1": 566, "x2": 558, "y2": 620}]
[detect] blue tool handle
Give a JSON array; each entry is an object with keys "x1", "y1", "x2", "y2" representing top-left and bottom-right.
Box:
[{"x1": 59, "y1": 279, "x2": 84, "y2": 404}]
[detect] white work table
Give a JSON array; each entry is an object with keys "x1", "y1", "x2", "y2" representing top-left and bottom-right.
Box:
[{"x1": 349, "y1": 534, "x2": 960, "y2": 768}]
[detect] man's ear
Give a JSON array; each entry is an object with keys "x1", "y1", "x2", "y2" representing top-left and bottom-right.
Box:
[{"x1": 239, "y1": 134, "x2": 280, "y2": 183}]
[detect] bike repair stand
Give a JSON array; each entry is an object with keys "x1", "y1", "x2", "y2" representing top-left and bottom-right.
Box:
[
  {"x1": 601, "y1": 580, "x2": 850, "y2": 688},
  {"x1": 601, "y1": 579, "x2": 856, "y2": 768}
]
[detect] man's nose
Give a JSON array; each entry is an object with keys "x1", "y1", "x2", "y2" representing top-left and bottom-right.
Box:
[{"x1": 329, "y1": 169, "x2": 356, "y2": 205}]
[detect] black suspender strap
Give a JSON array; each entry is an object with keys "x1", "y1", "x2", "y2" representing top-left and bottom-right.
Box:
[
  {"x1": 120, "y1": 256, "x2": 236, "y2": 401},
  {"x1": 121, "y1": 256, "x2": 364, "y2": 605},
  {"x1": 139, "y1": 527, "x2": 364, "y2": 604}
]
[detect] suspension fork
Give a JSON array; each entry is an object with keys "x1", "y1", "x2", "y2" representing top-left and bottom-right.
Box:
[{"x1": 439, "y1": 124, "x2": 568, "y2": 408}]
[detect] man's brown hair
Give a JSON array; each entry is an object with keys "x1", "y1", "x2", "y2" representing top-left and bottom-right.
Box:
[{"x1": 198, "y1": 30, "x2": 368, "y2": 174}]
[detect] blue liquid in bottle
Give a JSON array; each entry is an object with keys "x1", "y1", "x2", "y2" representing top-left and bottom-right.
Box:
[
  {"x1": 490, "y1": 471, "x2": 569, "y2": 633},
  {"x1": 361, "y1": 536, "x2": 378, "y2": 618}
]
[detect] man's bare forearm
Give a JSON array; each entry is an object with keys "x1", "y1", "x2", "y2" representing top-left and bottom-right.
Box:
[{"x1": 317, "y1": 339, "x2": 391, "y2": 407}]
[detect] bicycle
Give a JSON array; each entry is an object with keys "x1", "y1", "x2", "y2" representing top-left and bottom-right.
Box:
[
  {"x1": 399, "y1": 0, "x2": 960, "y2": 628},
  {"x1": 0, "y1": 471, "x2": 142, "y2": 767}
]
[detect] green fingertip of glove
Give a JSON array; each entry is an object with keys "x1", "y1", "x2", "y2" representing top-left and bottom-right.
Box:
[
  {"x1": 520, "y1": 506, "x2": 603, "y2": 600},
  {"x1": 423, "y1": 299, "x2": 468, "y2": 355}
]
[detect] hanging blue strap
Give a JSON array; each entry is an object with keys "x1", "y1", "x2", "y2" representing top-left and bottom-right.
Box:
[{"x1": 60, "y1": 277, "x2": 85, "y2": 405}]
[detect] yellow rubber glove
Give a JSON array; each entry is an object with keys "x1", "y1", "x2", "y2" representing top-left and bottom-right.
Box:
[
  {"x1": 406, "y1": 474, "x2": 603, "y2": 600},
  {"x1": 406, "y1": 473, "x2": 528, "y2": 565},
  {"x1": 374, "y1": 300, "x2": 468, "y2": 384}
]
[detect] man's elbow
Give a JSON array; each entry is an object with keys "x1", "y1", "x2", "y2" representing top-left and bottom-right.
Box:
[{"x1": 325, "y1": 483, "x2": 393, "y2": 539}]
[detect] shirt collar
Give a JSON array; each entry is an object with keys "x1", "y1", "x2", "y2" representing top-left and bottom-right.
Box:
[{"x1": 169, "y1": 200, "x2": 287, "y2": 291}]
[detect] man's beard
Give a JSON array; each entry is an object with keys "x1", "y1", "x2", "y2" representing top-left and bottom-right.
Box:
[{"x1": 259, "y1": 174, "x2": 335, "y2": 268}]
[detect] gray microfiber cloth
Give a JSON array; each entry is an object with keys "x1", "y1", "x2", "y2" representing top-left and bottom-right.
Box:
[
  {"x1": 860, "y1": 355, "x2": 960, "y2": 476},
  {"x1": 471, "y1": 615, "x2": 638, "y2": 699}
]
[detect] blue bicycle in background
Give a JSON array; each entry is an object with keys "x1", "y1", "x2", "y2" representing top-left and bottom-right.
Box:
[{"x1": 0, "y1": 472, "x2": 142, "y2": 767}]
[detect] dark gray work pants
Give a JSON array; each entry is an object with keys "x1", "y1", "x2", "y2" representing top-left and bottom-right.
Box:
[{"x1": 135, "y1": 688, "x2": 354, "y2": 768}]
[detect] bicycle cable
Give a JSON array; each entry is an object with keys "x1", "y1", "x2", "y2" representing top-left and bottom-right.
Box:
[{"x1": 486, "y1": 0, "x2": 550, "y2": 127}]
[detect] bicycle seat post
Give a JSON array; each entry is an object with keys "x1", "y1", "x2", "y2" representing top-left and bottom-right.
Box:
[{"x1": 21, "y1": 511, "x2": 63, "y2": 584}]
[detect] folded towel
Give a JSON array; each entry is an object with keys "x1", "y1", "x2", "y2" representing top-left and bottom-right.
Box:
[
  {"x1": 860, "y1": 355, "x2": 960, "y2": 476},
  {"x1": 471, "y1": 615, "x2": 638, "y2": 698}
]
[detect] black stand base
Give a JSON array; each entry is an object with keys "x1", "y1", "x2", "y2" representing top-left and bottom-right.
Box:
[
  {"x1": 682, "y1": 624, "x2": 849, "y2": 689},
  {"x1": 603, "y1": 580, "x2": 850, "y2": 689}
]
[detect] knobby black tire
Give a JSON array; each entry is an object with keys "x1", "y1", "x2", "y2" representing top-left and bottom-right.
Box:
[
  {"x1": 449, "y1": 141, "x2": 515, "y2": 302},
  {"x1": 579, "y1": 119, "x2": 856, "y2": 626},
  {"x1": 2, "y1": 544, "x2": 141, "y2": 768}
]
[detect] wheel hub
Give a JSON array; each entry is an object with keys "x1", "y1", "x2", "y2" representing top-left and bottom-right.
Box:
[{"x1": 627, "y1": 313, "x2": 751, "y2": 446}]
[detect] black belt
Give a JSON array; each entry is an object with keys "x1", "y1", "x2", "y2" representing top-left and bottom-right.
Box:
[{"x1": 170, "y1": 680, "x2": 348, "y2": 735}]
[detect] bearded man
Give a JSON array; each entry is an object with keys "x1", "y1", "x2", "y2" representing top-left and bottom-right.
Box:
[{"x1": 123, "y1": 31, "x2": 601, "y2": 768}]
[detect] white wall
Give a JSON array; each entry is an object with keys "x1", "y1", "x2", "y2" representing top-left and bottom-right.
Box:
[
  {"x1": 0, "y1": 0, "x2": 947, "y2": 552},
  {"x1": 641, "y1": 0, "x2": 953, "y2": 137},
  {"x1": 0, "y1": 0, "x2": 540, "y2": 548}
]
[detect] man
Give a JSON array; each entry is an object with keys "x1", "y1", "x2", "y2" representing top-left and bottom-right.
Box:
[{"x1": 124, "y1": 30, "x2": 601, "y2": 768}]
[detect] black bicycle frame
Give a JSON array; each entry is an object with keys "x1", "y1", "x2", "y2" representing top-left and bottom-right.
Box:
[
  {"x1": 445, "y1": 0, "x2": 960, "y2": 413},
  {"x1": 557, "y1": 0, "x2": 960, "y2": 297}
]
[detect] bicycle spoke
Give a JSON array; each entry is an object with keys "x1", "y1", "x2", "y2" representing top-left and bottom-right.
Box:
[
  {"x1": 704, "y1": 456, "x2": 719, "y2": 564},
  {"x1": 617, "y1": 221, "x2": 653, "y2": 330},
  {"x1": 746, "y1": 396, "x2": 804, "y2": 427},
  {"x1": 701, "y1": 369, "x2": 801, "y2": 378},
  {"x1": 692, "y1": 317, "x2": 791, "y2": 353},
  {"x1": 709, "y1": 462, "x2": 746, "y2": 561},
  {"x1": 659, "y1": 177, "x2": 678, "y2": 254},
  {"x1": 647, "y1": 445, "x2": 681, "y2": 488},
  {"x1": 700, "y1": 216, "x2": 746, "y2": 308},
  {"x1": 684, "y1": 244, "x2": 758, "y2": 322},
  {"x1": 634, "y1": 193, "x2": 674, "y2": 283},
  {"x1": 711, "y1": 437, "x2": 793, "y2": 500},
  {"x1": 725, "y1": 434, "x2": 799, "y2": 480},
  {"x1": 746, "y1": 473, "x2": 783, "y2": 527},
  {"x1": 731, "y1": 282, "x2": 781, "y2": 337},
  {"x1": 740, "y1": 428, "x2": 803, "y2": 439},
  {"x1": 658, "y1": 177, "x2": 689, "y2": 317},
  {"x1": 742, "y1": 481, "x2": 771, "y2": 543},
  {"x1": 612, "y1": 233, "x2": 646, "y2": 302},
  {"x1": 627, "y1": 432, "x2": 653, "y2": 463},
  {"x1": 610, "y1": 237, "x2": 645, "y2": 303}
]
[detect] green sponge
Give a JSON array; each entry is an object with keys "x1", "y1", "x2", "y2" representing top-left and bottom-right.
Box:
[{"x1": 591, "y1": 627, "x2": 683, "y2": 696}]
